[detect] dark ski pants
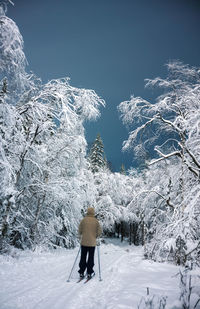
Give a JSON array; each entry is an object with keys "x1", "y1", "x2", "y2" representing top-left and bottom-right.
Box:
[{"x1": 78, "y1": 246, "x2": 95, "y2": 275}]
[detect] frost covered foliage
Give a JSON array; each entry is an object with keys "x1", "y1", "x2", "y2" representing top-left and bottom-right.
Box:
[
  {"x1": 0, "y1": 75, "x2": 102, "y2": 247},
  {"x1": 0, "y1": 76, "x2": 104, "y2": 251},
  {"x1": 0, "y1": 5, "x2": 105, "y2": 251},
  {"x1": 118, "y1": 62, "x2": 200, "y2": 177},
  {"x1": 177, "y1": 268, "x2": 200, "y2": 309},
  {"x1": 118, "y1": 62, "x2": 200, "y2": 265},
  {"x1": 0, "y1": 2, "x2": 33, "y2": 102},
  {"x1": 137, "y1": 268, "x2": 200, "y2": 309},
  {"x1": 94, "y1": 170, "x2": 139, "y2": 237},
  {"x1": 138, "y1": 294, "x2": 167, "y2": 309}
]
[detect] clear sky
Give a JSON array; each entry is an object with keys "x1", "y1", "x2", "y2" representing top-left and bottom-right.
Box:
[{"x1": 7, "y1": 0, "x2": 200, "y2": 171}]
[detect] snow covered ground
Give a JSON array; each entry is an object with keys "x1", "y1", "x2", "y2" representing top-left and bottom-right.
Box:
[{"x1": 0, "y1": 239, "x2": 200, "y2": 309}]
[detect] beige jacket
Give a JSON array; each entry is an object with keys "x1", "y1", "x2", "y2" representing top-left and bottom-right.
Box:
[{"x1": 78, "y1": 208, "x2": 102, "y2": 247}]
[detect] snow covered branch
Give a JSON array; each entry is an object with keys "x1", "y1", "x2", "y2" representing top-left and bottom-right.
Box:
[{"x1": 149, "y1": 150, "x2": 181, "y2": 165}]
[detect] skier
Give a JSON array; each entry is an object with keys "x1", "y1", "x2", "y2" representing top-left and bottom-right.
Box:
[{"x1": 78, "y1": 207, "x2": 102, "y2": 280}]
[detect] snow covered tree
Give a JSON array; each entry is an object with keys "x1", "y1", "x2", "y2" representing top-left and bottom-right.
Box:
[
  {"x1": 89, "y1": 133, "x2": 107, "y2": 173},
  {"x1": 120, "y1": 163, "x2": 126, "y2": 175},
  {"x1": 118, "y1": 61, "x2": 200, "y2": 179},
  {"x1": 94, "y1": 169, "x2": 138, "y2": 240},
  {"x1": 0, "y1": 4, "x2": 105, "y2": 251},
  {"x1": 0, "y1": 78, "x2": 19, "y2": 251},
  {"x1": 118, "y1": 61, "x2": 200, "y2": 264},
  {"x1": 6, "y1": 77, "x2": 105, "y2": 250},
  {"x1": 0, "y1": 1, "x2": 33, "y2": 102}
]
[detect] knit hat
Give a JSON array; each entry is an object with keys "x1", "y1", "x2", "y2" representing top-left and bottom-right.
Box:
[{"x1": 87, "y1": 207, "x2": 95, "y2": 216}]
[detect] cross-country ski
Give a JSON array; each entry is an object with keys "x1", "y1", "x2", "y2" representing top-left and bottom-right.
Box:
[
  {"x1": 84, "y1": 273, "x2": 95, "y2": 284},
  {"x1": 76, "y1": 276, "x2": 85, "y2": 283}
]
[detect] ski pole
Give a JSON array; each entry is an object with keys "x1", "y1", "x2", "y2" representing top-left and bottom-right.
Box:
[
  {"x1": 67, "y1": 246, "x2": 81, "y2": 282},
  {"x1": 97, "y1": 245, "x2": 102, "y2": 281}
]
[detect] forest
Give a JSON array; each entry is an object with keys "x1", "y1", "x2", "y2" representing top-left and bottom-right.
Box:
[{"x1": 0, "y1": 0, "x2": 200, "y2": 274}]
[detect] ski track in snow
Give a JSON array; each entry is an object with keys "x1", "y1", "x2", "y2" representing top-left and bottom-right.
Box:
[{"x1": 0, "y1": 241, "x2": 199, "y2": 309}]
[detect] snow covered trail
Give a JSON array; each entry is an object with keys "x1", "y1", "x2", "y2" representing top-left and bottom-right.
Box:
[{"x1": 0, "y1": 241, "x2": 199, "y2": 309}]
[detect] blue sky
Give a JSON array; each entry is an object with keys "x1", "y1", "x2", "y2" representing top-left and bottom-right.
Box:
[{"x1": 7, "y1": 0, "x2": 200, "y2": 171}]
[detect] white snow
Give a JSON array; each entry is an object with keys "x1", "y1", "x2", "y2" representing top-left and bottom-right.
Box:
[{"x1": 0, "y1": 239, "x2": 199, "y2": 309}]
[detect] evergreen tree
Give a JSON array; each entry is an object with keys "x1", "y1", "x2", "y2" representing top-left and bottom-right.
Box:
[
  {"x1": 89, "y1": 133, "x2": 106, "y2": 173},
  {"x1": 120, "y1": 164, "x2": 126, "y2": 175}
]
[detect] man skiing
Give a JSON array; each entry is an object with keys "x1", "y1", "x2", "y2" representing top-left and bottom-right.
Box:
[{"x1": 78, "y1": 207, "x2": 102, "y2": 280}]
